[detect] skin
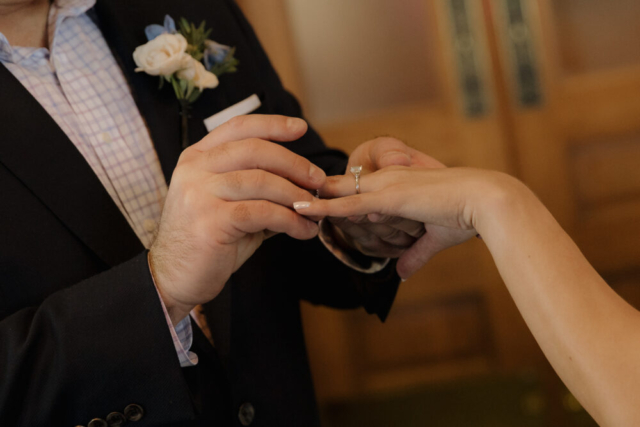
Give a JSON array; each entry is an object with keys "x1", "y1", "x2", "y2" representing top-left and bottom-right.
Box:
[
  {"x1": 0, "y1": 1, "x2": 430, "y2": 324},
  {"x1": 0, "y1": 0, "x2": 49, "y2": 48},
  {"x1": 150, "y1": 117, "x2": 433, "y2": 324},
  {"x1": 296, "y1": 165, "x2": 640, "y2": 426}
]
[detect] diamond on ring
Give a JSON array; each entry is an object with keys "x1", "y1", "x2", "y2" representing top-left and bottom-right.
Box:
[{"x1": 350, "y1": 165, "x2": 363, "y2": 194}]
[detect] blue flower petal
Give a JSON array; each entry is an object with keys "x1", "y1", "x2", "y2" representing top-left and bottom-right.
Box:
[
  {"x1": 145, "y1": 24, "x2": 166, "y2": 41},
  {"x1": 204, "y1": 40, "x2": 231, "y2": 69},
  {"x1": 164, "y1": 15, "x2": 177, "y2": 34}
]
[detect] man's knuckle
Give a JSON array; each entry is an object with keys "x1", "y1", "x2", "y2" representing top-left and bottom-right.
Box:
[
  {"x1": 227, "y1": 115, "x2": 247, "y2": 130},
  {"x1": 232, "y1": 202, "x2": 252, "y2": 223},
  {"x1": 289, "y1": 152, "x2": 308, "y2": 173},
  {"x1": 374, "y1": 135, "x2": 405, "y2": 148},
  {"x1": 250, "y1": 170, "x2": 266, "y2": 190},
  {"x1": 222, "y1": 172, "x2": 243, "y2": 192}
]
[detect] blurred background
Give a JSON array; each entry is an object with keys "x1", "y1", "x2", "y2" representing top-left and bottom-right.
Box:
[{"x1": 237, "y1": 1, "x2": 640, "y2": 425}]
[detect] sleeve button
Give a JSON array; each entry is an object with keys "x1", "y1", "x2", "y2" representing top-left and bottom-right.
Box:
[
  {"x1": 124, "y1": 403, "x2": 144, "y2": 422},
  {"x1": 88, "y1": 419, "x2": 108, "y2": 427},
  {"x1": 106, "y1": 411, "x2": 127, "y2": 427},
  {"x1": 238, "y1": 402, "x2": 255, "y2": 426}
]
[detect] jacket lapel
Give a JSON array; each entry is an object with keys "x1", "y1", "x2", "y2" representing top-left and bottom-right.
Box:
[
  {"x1": 0, "y1": 64, "x2": 144, "y2": 267},
  {"x1": 93, "y1": 0, "x2": 264, "y2": 181},
  {"x1": 92, "y1": 0, "x2": 268, "y2": 360}
]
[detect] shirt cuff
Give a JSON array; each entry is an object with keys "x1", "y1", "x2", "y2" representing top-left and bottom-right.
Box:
[
  {"x1": 148, "y1": 253, "x2": 199, "y2": 367},
  {"x1": 317, "y1": 219, "x2": 391, "y2": 274}
]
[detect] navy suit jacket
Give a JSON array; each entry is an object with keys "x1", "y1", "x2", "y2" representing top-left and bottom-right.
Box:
[{"x1": 0, "y1": 1, "x2": 400, "y2": 425}]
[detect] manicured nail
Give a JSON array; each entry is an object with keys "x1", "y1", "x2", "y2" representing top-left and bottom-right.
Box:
[
  {"x1": 293, "y1": 201, "x2": 311, "y2": 210},
  {"x1": 309, "y1": 164, "x2": 326, "y2": 183}
]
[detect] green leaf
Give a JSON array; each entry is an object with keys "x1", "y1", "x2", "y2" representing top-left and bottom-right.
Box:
[
  {"x1": 179, "y1": 78, "x2": 188, "y2": 96},
  {"x1": 170, "y1": 75, "x2": 183, "y2": 99},
  {"x1": 180, "y1": 17, "x2": 190, "y2": 32},
  {"x1": 185, "y1": 79, "x2": 196, "y2": 100},
  {"x1": 188, "y1": 88, "x2": 202, "y2": 103}
]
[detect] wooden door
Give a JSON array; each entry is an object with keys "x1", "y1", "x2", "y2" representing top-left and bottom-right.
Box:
[
  {"x1": 488, "y1": 0, "x2": 640, "y2": 272},
  {"x1": 238, "y1": 0, "x2": 640, "y2": 424}
]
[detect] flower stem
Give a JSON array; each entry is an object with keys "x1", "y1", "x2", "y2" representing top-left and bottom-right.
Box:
[{"x1": 180, "y1": 100, "x2": 190, "y2": 150}]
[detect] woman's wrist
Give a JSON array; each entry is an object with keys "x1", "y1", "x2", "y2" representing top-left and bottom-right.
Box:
[{"x1": 472, "y1": 172, "x2": 542, "y2": 239}]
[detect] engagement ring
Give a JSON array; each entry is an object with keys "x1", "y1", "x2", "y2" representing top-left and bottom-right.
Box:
[{"x1": 350, "y1": 165, "x2": 363, "y2": 194}]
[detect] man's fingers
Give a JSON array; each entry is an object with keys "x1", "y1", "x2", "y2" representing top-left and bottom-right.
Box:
[
  {"x1": 194, "y1": 115, "x2": 308, "y2": 151},
  {"x1": 327, "y1": 217, "x2": 406, "y2": 258},
  {"x1": 369, "y1": 137, "x2": 412, "y2": 170},
  {"x1": 211, "y1": 170, "x2": 314, "y2": 208},
  {"x1": 225, "y1": 200, "x2": 318, "y2": 241},
  {"x1": 357, "y1": 222, "x2": 416, "y2": 247},
  {"x1": 396, "y1": 233, "x2": 441, "y2": 279},
  {"x1": 407, "y1": 147, "x2": 446, "y2": 169},
  {"x1": 197, "y1": 139, "x2": 326, "y2": 189},
  {"x1": 368, "y1": 214, "x2": 426, "y2": 238}
]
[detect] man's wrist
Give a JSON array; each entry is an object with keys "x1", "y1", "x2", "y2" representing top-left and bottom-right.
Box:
[{"x1": 147, "y1": 251, "x2": 193, "y2": 325}]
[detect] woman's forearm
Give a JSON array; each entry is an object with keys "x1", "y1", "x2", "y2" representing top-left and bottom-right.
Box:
[{"x1": 477, "y1": 178, "x2": 640, "y2": 426}]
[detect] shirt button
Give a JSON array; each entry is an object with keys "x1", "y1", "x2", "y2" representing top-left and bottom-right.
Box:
[
  {"x1": 124, "y1": 404, "x2": 144, "y2": 422},
  {"x1": 143, "y1": 219, "x2": 157, "y2": 233},
  {"x1": 238, "y1": 402, "x2": 255, "y2": 426},
  {"x1": 100, "y1": 132, "x2": 112, "y2": 143}
]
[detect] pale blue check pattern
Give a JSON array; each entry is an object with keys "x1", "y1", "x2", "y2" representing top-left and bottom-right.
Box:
[{"x1": 0, "y1": 0, "x2": 197, "y2": 367}]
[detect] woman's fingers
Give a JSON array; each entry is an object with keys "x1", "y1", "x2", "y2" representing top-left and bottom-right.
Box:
[
  {"x1": 294, "y1": 192, "x2": 393, "y2": 218},
  {"x1": 194, "y1": 114, "x2": 308, "y2": 151},
  {"x1": 318, "y1": 174, "x2": 367, "y2": 199}
]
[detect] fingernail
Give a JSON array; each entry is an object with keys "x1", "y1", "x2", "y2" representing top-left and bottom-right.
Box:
[
  {"x1": 309, "y1": 164, "x2": 326, "y2": 183},
  {"x1": 287, "y1": 117, "x2": 306, "y2": 133},
  {"x1": 293, "y1": 201, "x2": 311, "y2": 210},
  {"x1": 381, "y1": 151, "x2": 411, "y2": 164}
]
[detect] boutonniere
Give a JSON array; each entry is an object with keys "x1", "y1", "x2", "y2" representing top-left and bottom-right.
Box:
[{"x1": 133, "y1": 15, "x2": 239, "y2": 149}]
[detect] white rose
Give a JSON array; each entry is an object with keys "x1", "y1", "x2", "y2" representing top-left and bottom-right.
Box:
[
  {"x1": 177, "y1": 57, "x2": 219, "y2": 90},
  {"x1": 133, "y1": 33, "x2": 191, "y2": 76}
]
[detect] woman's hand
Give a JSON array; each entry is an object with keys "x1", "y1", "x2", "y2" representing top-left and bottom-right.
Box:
[{"x1": 296, "y1": 166, "x2": 521, "y2": 278}]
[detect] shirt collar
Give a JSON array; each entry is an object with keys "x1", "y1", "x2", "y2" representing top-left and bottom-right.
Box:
[
  {"x1": 0, "y1": 33, "x2": 12, "y2": 63},
  {"x1": 54, "y1": 0, "x2": 96, "y2": 19},
  {"x1": 0, "y1": 0, "x2": 96, "y2": 64}
]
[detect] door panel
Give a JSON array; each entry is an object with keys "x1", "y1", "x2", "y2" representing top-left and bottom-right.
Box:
[{"x1": 238, "y1": 0, "x2": 638, "y2": 424}]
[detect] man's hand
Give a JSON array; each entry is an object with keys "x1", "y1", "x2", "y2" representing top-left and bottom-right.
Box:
[
  {"x1": 319, "y1": 137, "x2": 442, "y2": 258},
  {"x1": 149, "y1": 115, "x2": 325, "y2": 324}
]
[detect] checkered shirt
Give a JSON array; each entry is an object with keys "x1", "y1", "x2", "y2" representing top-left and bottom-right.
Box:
[{"x1": 0, "y1": 0, "x2": 197, "y2": 367}]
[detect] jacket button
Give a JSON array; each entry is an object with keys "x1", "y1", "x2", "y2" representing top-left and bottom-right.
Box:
[
  {"x1": 124, "y1": 404, "x2": 144, "y2": 422},
  {"x1": 106, "y1": 412, "x2": 127, "y2": 427},
  {"x1": 238, "y1": 402, "x2": 255, "y2": 426},
  {"x1": 88, "y1": 419, "x2": 108, "y2": 427}
]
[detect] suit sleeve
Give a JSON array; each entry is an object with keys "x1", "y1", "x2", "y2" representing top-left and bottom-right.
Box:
[
  {"x1": 222, "y1": 0, "x2": 401, "y2": 321},
  {"x1": 0, "y1": 252, "x2": 197, "y2": 427}
]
